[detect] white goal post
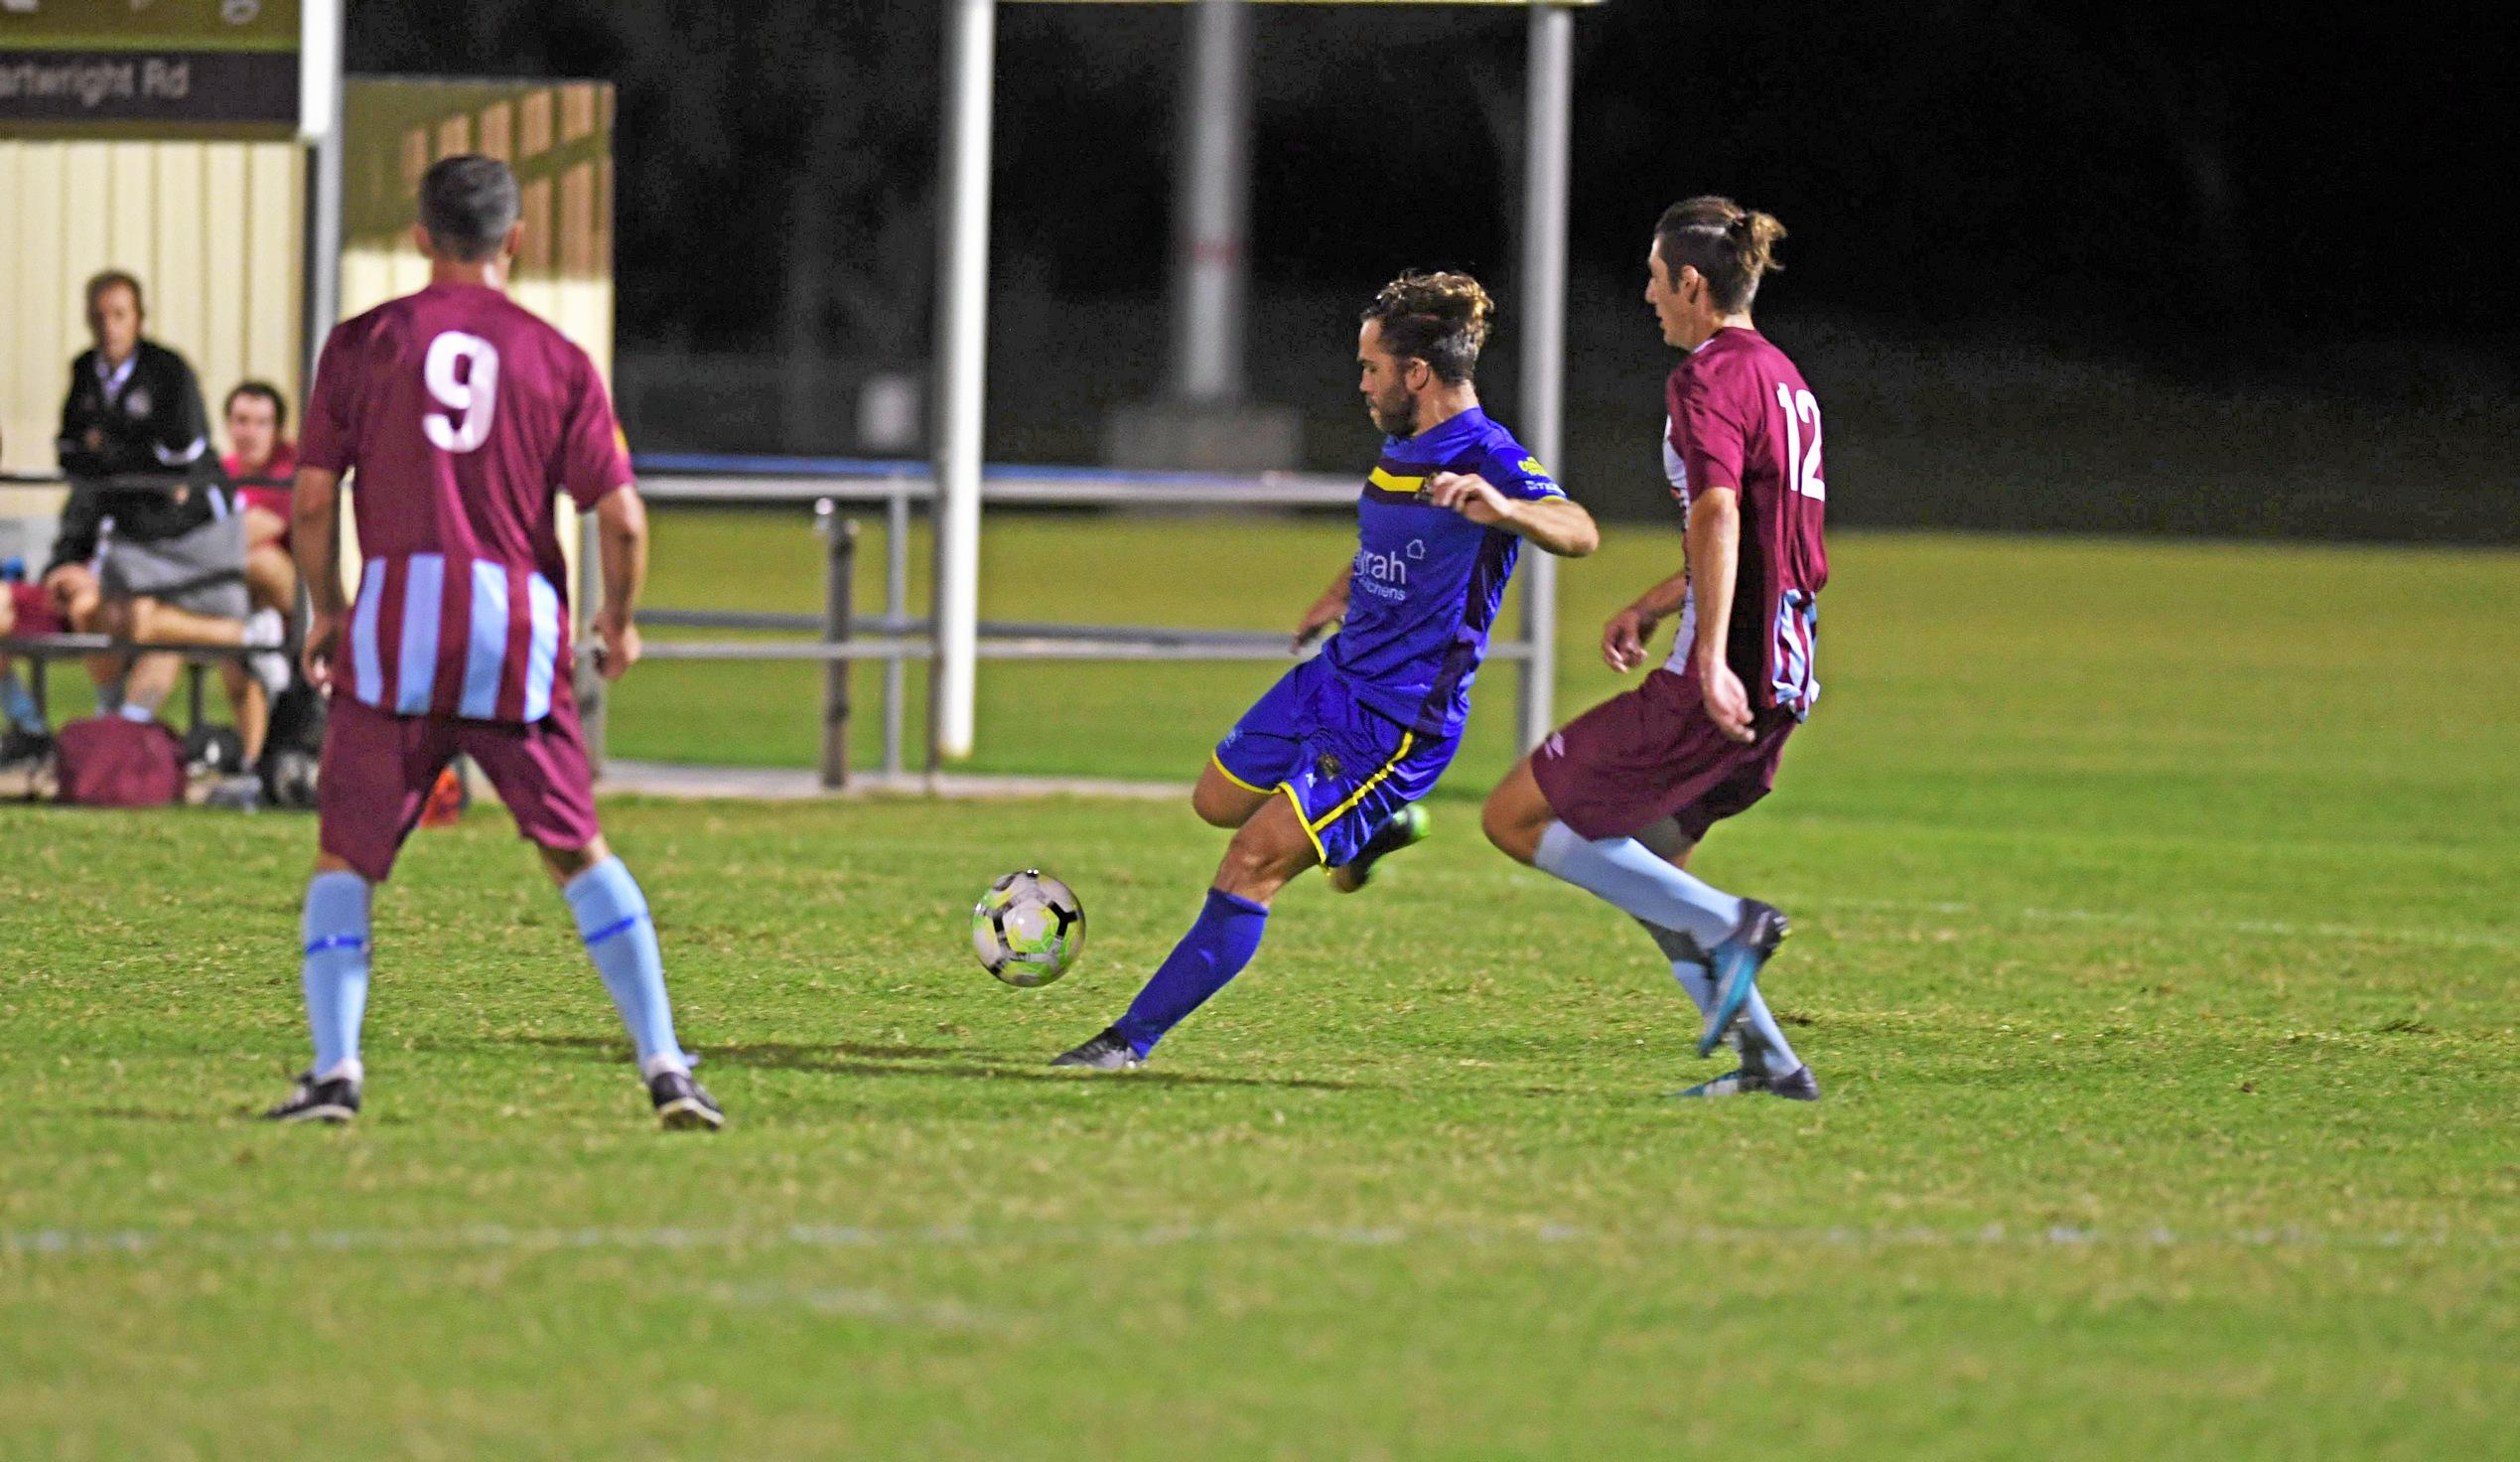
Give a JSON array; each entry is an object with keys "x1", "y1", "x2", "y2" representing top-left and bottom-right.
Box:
[{"x1": 934, "y1": 0, "x2": 1603, "y2": 762}]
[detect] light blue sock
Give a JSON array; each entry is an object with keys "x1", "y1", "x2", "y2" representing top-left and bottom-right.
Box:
[
  {"x1": 1640, "y1": 920, "x2": 1800, "y2": 1074},
  {"x1": 1535, "y1": 821, "x2": 1744, "y2": 950},
  {"x1": 564, "y1": 856, "x2": 685, "y2": 1073},
  {"x1": 300, "y1": 871, "x2": 371, "y2": 1079},
  {"x1": 117, "y1": 701, "x2": 155, "y2": 724},
  {"x1": 1734, "y1": 990, "x2": 1802, "y2": 1075},
  {"x1": 0, "y1": 669, "x2": 42, "y2": 734}
]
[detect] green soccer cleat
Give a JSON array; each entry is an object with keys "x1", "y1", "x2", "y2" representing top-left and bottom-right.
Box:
[{"x1": 1328, "y1": 804, "x2": 1431, "y2": 894}]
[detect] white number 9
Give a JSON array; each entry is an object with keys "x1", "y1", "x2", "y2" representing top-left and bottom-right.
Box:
[{"x1": 423, "y1": 331, "x2": 500, "y2": 454}]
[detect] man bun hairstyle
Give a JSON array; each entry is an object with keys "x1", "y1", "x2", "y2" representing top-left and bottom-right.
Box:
[
  {"x1": 420, "y1": 153, "x2": 522, "y2": 262},
  {"x1": 1655, "y1": 196, "x2": 1786, "y2": 313},
  {"x1": 1362, "y1": 269, "x2": 1496, "y2": 385},
  {"x1": 225, "y1": 379, "x2": 287, "y2": 433}
]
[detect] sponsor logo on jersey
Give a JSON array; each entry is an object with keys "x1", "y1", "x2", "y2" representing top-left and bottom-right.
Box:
[{"x1": 1352, "y1": 537, "x2": 1427, "y2": 602}]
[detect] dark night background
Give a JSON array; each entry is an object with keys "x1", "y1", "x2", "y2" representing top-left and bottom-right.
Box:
[{"x1": 350, "y1": 2, "x2": 2518, "y2": 542}]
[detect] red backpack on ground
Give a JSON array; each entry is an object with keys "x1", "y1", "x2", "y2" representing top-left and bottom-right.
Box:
[{"x1": 55, "y1": 716, "x2": 187, "y2": 807}]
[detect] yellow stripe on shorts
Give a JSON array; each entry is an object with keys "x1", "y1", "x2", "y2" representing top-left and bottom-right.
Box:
[
  {"x1": 1309, "y1": 731, "x2": 1416, "y2": 834},
  {"x1": 1208, "y1": 753, "x2": 1275, "y2": 796}
]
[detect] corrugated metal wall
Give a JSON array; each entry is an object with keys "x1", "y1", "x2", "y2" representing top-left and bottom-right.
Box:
[
  {"x1": 0, "y1": 139, "x2": 304, "y2": 477},
  {"x1": 330, "y1": 79, "x2": 616, "y2": 590},
  {"x1": 340, "y1": 79, "x2": 614, "y2": 379}
]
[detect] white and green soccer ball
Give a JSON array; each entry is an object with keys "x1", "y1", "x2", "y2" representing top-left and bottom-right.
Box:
[{"x1": 971, "y1": 870, "x2": 1085, "y2": 987}]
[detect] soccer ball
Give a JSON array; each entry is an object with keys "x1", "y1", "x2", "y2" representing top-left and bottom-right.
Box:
[{"x1": 971, "y1": 870, "x2": 1086, "y2": 987}]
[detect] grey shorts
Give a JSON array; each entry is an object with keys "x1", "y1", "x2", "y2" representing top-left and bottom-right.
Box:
[{"x1": 100, "y1": 512, "x2": 250, "y2": 621}]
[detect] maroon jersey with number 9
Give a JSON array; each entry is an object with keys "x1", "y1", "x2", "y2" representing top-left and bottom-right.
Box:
[{"x1": 300, "y1": 281, "x2": 630, "y2": 725}]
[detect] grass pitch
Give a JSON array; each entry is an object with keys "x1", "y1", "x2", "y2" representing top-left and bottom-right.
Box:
[{"x1": 3, "y1": 521, "x2": 2515, "y2": 1459}]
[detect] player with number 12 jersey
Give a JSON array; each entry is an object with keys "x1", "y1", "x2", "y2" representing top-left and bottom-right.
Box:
[
  {"x1": 265, "y1": 154, "x2": 721, "y2": 1131},
  {"x1": 1482, "y1": 196, "x2": 1829, "y2": 1101}
]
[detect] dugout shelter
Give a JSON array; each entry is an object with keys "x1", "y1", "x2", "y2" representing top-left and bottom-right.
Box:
[{"x1": 2, "y1": 4, "x2": 617, "y2": 726}]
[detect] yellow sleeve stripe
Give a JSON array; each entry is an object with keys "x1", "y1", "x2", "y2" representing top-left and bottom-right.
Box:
[
  {"x1": 1367, "y1": 467, "x2": 1428, "y2": 496},
  {"x1": 1207, "y1": 753, "x2": 1276, "y2": 797}
]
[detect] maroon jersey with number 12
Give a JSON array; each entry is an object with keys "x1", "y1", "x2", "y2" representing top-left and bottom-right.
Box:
[
  {"x1": 300, "y1": 280, "x2": 630, "y2": 725},
  {"x1": 1665, "y1": 326, "x2": 1828, "y2": 717}
]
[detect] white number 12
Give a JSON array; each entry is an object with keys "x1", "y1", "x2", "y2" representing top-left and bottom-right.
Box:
[
  {"x1": 423, "y1": 331, "x2": 500, "y2": 454},
  {"x1": 1774, "y1": 382, "x2": 1825, "y2": 502}
]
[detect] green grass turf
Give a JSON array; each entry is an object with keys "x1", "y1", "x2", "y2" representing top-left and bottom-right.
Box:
[{"x1": 3, "y1": 525, "x2": 2515, "y2": 1459}]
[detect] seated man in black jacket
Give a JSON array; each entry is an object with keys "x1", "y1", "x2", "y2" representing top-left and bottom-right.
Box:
[{"x1": 40, "y1": 270, "x2": 283, "y2": 768}]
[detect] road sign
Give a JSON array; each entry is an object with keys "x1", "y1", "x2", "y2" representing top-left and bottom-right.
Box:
[{"x1": 1, "y1": 0, "x2": 303, "y2": 130}]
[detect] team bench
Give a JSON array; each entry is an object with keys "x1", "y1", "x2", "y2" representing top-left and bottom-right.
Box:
[{"x1": 0, "y1": 632, "x2": 264, "y2": 733}]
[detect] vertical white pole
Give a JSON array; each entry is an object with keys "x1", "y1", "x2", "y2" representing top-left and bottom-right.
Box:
[
  {"x1": 931, "y1": 0, "x2": 995, "y2": 763},
  {"x1": 1517, "y1": 1, "x2": 1575, "y2": 753},
  {"x1": 300, "y1": 0, "x2": 351, "y2": 658},
  {"x1": 299, "y1": 0, "x2": 345, "y2": 389},
  {"x1": 1174, "y1": 0, "x2": 1253, "y2": 402}
]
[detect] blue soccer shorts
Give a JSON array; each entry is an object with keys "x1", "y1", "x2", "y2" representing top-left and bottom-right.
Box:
[{"x1": 1210, "y1": 658, "x2": 1458, "y2": 868}]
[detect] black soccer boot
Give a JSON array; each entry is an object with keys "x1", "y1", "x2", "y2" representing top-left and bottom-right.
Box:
[
  {"x1": 1050, "y1": 1026, "x2": 1144, "y2": 1071},
  {"x1": 264, "y1": 1071, "x2": 360, "y2": 1123},
  {"x1": 0, "y1": 726, "x2": 53, "y2": 773},
  {"x1": 1673, "y1": 1063, "x2": 1821, "y2": 1100},
  {"x1": 648, "y1": 1069, "x2": 725, "y2": 1130}
]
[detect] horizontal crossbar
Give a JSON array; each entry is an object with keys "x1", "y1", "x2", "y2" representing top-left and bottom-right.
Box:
[
  {"x1": 0, "y1": 634, "x2": 259, "y2": 660},
  {"x1": 632, "y1": 473, "x2": 1358, "y2": 510},
  {"x1": 1005, "y1": 2, "x2": 1602, "y2": 7},
  {"x1": 641, "y1": 611, "x2": 1305, "y2": 652},
  {"x1": 637, "y1": 635, "x2": 1530, "y2": 664}
]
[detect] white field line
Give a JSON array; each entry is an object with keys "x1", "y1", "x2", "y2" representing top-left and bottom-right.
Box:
[
  {"x1": 3, "y1": 1219, "x2": 2509, "y2": 1263},
  {"x1": 1804, "y1": 896, "x2": 2520, "y2": 953},
  {"x1": 699, "y1": 1280, "x2": 1015, "y2": 1334}
]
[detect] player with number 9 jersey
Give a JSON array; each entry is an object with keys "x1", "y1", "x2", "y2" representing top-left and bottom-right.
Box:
[
  {"x1": 300, "y1": 271, "x2": 626, "y2": 725},
  {"x1": 267, "y1": 154, "x2": 721, "y2": 1132}
]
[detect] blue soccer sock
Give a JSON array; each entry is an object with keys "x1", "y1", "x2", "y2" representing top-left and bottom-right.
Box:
[
  {"x1": 300, "y1": 871, "x2": 372, "y2": 1082},
  {"x1": 1112, "y1": 888, "x2": 1270, "y2": 1057},
  {"x1": 0, "y1": 669, "x2": 43, "y2": 734},
  {"x1": 1534, "y1": 821, "x2": 1743, "y2": 950},
  {"x1": 1640, "y1": 920, "x2": 1801, "y2": 1075},
  {"x1": 563, "y1": 856, "x2": 686, "y2": 1075}
]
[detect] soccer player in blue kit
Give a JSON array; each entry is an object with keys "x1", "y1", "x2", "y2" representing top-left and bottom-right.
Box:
[{"x1": 1053, "y1": 271, "x2": 1599, "y2": 1070}]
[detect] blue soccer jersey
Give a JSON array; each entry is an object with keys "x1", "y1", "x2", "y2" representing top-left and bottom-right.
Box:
[{"x1": 1321, "y1": 406, "x2": 1562, "y2": 739}]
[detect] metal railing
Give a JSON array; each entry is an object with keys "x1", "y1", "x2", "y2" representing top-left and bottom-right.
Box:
[
  {"x1": 1, "y1": 455, "x2": 1565, "y2": 791},
  {"x1": 0, "y1": 634, "x2": 261, "y2": 736},
  {"x1": 601, "y1": 454, "x2": 1553, "y2": 790}
]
